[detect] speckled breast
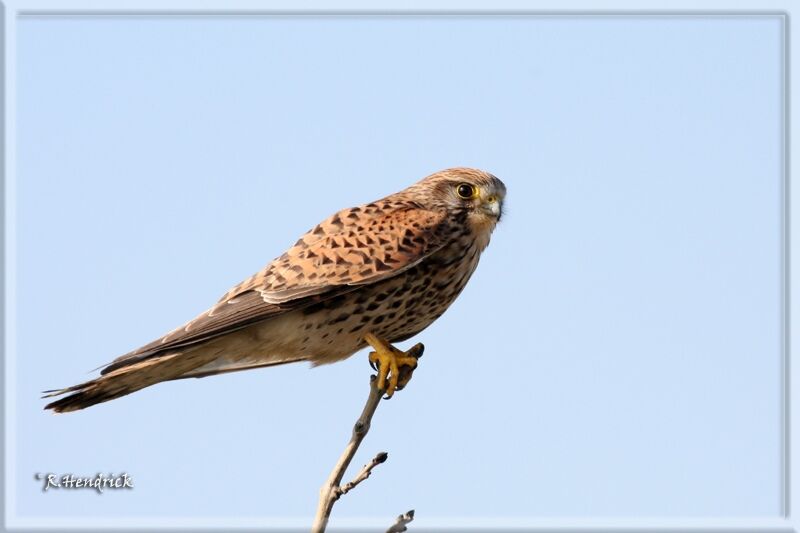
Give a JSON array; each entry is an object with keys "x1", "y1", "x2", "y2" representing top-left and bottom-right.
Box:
[{"x1": 297, "y1": 236, "x2": 483, "y2": 364}]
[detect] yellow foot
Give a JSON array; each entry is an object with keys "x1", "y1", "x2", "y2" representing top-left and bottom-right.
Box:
[{"x1": 364, "y1": 332, "x2": 424, "y2": 399}]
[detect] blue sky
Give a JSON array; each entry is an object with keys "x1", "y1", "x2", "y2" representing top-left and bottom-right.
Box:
[{"x1": 13, "y1": 14, "x2": 783, "y2": 527}]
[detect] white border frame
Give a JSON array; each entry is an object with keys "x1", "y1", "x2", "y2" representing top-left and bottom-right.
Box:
[{"x1": 2, "y1": 1, "x2": 793, "y2": 531}]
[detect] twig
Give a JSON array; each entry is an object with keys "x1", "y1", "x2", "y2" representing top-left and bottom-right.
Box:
[
  {"x1": 386, "y1": 509, "x2": 415, "y2": 532},
  {"x1": 339, "y1": 451, "x2": 388, "y2": 497},
  {"x1": 311, "y1": 375, "x2": 386, "y2": 533}
]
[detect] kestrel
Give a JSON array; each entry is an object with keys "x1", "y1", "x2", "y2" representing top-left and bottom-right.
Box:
[{"x1": 44, "y1": 168, "x2": 506, "y2": 413}]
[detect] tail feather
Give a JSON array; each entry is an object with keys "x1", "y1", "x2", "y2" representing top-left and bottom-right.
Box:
[{"x1": 43, "y1": 350, "x2": 215, "y2": 413}]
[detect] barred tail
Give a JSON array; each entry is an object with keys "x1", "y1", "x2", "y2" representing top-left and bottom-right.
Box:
[{"x1": 43, "y1": 350, "x2": 215, "y2": 413}]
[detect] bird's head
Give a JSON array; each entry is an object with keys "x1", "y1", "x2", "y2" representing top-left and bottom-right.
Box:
[{"x1": 406, "y1": 167, "x2": 507, "y2": 234}]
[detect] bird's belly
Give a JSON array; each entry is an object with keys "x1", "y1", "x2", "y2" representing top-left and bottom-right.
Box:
[
  {"x1": 203, "y1": 245, "x2": 482, "y2": 370},
  {"x1": 292, "y1": 250, "x2": 481, "y2": 365}
]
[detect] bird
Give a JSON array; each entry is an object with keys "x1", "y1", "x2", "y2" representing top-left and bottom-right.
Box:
[{"x1": 43, "y1": 167, "x2": 506, "y2": 413}]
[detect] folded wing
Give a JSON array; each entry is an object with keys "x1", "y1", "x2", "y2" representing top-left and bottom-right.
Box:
[{"x1": 101, "y1": 202, "x2": 447, "y2": 374}]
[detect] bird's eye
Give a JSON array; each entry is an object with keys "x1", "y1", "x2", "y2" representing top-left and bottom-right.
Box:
[{"x1": 456, "y1": 183, "x2": 476, "y2": 199}]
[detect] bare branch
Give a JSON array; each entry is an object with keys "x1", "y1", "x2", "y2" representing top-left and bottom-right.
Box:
[
  {"x1": 311, "y1": 375, "x2": 385, "y2": 533},
  {"x1": 386, "y1": 509, "x2": 415, "y2": 533},
  {"x1": 312, "y1": 342, "x2": 423, "y2": 533}
]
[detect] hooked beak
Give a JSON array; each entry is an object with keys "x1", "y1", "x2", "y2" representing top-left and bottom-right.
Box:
[{"x1": 481, "y1": 196, "x2": 502, "y2": 220}]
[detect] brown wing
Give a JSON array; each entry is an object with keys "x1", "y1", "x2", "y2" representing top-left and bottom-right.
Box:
[
  {"x1": 101, "y1": 201, "x2": 447, "y2": 374},
  {"x1": 227, "y1": 202, "x2": 448, "y2": 304}
]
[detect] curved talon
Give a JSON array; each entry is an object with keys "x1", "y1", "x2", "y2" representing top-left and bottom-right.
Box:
[{"x1": 364, "y1": 333, "x2": 422, "y2": 398}]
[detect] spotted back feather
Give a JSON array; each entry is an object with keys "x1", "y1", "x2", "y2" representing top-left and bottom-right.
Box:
[{"x1": 228, "y1": 203, "x2": 448, "y2": 304}]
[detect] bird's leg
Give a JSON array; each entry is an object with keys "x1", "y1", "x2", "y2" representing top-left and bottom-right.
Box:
[{"x1": 364, "y1": 332, "x2": 424, "y2": 399}]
